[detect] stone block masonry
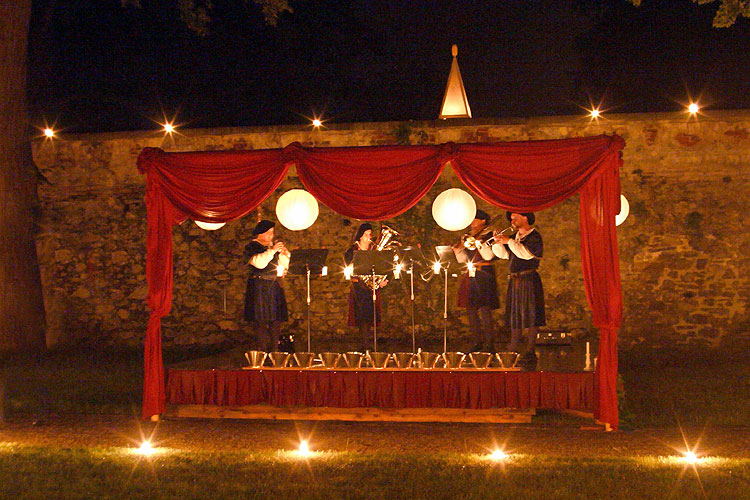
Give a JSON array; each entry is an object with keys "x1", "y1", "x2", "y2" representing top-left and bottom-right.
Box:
[{"x1": 32, "y1": 111, "x2": 750, "y2": 353}]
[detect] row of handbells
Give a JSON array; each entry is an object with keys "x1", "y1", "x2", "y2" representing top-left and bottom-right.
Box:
[{"x1": 244, "y1": 350, "x2": 520, "y2": 369}]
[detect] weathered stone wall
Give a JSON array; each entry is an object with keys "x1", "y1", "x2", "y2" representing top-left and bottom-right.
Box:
[{"x1": 31, "y1": 111, "x2": 750, "y2": 352}]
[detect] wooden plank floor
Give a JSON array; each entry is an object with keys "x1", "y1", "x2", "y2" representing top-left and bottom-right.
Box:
[{"x1": 165, "y1": 404, "x2": 535, "y2": 423}]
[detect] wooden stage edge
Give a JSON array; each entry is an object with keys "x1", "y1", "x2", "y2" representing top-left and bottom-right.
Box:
[{"x1": 165, "y1": 404, "x2": 537, "y2": 423}]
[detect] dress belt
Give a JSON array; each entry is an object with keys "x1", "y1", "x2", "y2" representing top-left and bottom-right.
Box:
[
  {"x1": 249, "y1": 275, "x2": 277, "y2": 281},
  {"x1": 508, "y1": 269, "x2": 537, "y2": 279}
]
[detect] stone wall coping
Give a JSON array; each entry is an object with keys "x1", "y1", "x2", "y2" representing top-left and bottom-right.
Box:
[{"x1": 31, "y1": 109, "x2": 750, "y2": 145}]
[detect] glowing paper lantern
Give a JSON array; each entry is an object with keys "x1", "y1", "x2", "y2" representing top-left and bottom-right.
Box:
[
  {"x1": 276, "y1": 189, "x2": 319, "y2": 231},
  {"x1": 432, "y1": 188, "x2": 476, "y2": 231},
  {"x1": 195, "y1": 220, "x2": 226, "y2": 231},
  {"x1": 615, "y1": 194, "x2": 630, "y2": 226}
]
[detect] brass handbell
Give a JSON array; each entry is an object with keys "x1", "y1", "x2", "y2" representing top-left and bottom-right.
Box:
[
  {"x1": 245, "y1": 350, "x2": 267, "y2": 368},
  {"x1": 393, "y1": 352, "x2": 414, "y2": 368}
]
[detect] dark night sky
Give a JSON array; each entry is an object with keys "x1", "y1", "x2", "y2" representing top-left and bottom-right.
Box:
[{"x1": 27, "y1": 0, "x2": 750, "y2": 134}]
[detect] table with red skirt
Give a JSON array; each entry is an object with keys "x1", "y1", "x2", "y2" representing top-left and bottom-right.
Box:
[{"x1": 166, "y1": 368, "x2": 594, "y2": 413}]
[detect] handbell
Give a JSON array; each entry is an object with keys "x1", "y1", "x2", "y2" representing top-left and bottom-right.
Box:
[{"x1": 245, "y1": 350, "x2": 267, "y2": 368}]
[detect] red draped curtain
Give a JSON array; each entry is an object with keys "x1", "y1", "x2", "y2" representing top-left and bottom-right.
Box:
[{"x1": 137, "y1": 134, "x2": 625, "y2": 428}]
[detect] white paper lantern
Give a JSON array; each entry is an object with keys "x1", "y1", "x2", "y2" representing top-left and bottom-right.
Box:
[
  {"x1": 195, "y1": 220, "x2": 226, "y2": 230},
  {"x1": 615, "y1": 194, "x2": 630, "y2": 226},
  {"x1": 275, "y1": 189, "x2": 319, "y2": 231},
  {"x1": 431, "y1": 188, "x2": 476, "y2": 231}
]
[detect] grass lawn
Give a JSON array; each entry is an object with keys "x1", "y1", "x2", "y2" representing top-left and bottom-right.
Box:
[
  {"x1": 1, "y1": 346, "x2": 748, "y2": 499},
  {"x1": 2, "y1": 445, "x2": 748, "y2": 500}
]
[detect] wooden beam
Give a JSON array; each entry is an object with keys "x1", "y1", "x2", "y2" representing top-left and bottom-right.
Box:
[{"x1": 165, "y1": 404, "x2": 535, "y2": 423}]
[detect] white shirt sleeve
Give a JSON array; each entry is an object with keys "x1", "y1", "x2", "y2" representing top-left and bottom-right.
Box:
[
  {"x1": 477, "y1": 244, "x2": 494, "y2": 261},
  {"x1": 249, "y1": 248, "x2": 277, "y2": 269},
  {"x1": 507, "y1": 238, "x2": 536, "y2": 260},
  {"x1": 491, "y1": 243, "x2": 509, "y2": 259}
]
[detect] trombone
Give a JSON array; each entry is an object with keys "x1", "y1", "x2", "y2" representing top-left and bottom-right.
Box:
[{"x1": 462, "y1": 225, "x2": 514, "y2": 251}]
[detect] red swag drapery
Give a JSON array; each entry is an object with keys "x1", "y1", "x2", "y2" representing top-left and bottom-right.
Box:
[{"x1": 136, "y1": 134, "x2": 625, "y2": 428}]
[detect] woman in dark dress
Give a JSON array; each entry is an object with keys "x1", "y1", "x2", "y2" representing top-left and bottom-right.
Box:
[
  {"x1": 344, "y1": 223, "x2": 388, "y2": 352},
  {"x1": 492, "y1": 211, "x2": 545, "y2": 368},
  {"x1": 452, "y1": 209, "x2": 500, "y2": 352},
  {"x1": 243, "y1": 219, "x2": 290, "y2": 352}
]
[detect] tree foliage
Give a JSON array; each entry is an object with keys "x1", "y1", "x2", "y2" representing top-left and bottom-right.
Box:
[
  {"x1": 629, "y1": 0, "x2": 750, "y2": 27},
  {"x1": 121, "y1": 0, "x2": 293, "y2": 35}
]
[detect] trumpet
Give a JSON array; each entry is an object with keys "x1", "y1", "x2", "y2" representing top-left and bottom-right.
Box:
[{"x1": 462, "y1": 226, "x2": 514, "y2": 250}]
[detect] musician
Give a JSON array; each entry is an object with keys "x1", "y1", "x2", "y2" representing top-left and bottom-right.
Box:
[
  {"x1": 452, "y1": 209, "x2": 500, "y2": 353},
  {"x1": 491, "y1": 212, "x2": 545, "y2": 368},
  {"x1": 243, "y1": 220, "x2": 291, "y2": 353},
  {"x1": 344, "y1": 223, "x2": 388, "y2": 352}
]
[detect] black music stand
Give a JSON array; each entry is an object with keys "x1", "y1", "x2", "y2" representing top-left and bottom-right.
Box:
[
  {"x1": 435, "y1": 245, "x2": 462, "y2": 353},
  {"x1": 352, "y1": 251, "x2": 393, "y2": 352},
  {"x1": 288, "y1": 248, "x2": 329, "y2": 353}
]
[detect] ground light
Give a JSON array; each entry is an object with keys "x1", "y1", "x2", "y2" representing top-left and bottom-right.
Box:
[
  {"x1": 682, "y1": 450, "x2": 700, "y2": 464},
  {"x1": 687, "y1": 103, "x2": 700, "y2": 115},
  {"x1": 297, "y1": 440, "x2": 311, "y2": 457},
  {"x1": 44, "y1": 127, "x2": 56, "y2": 138},
  {"x1": 490, "y1": 449, "x2": 508, "y2": 461},
  {"x1": 135, "y1": 441, "x2": 156, "y2": 456}
]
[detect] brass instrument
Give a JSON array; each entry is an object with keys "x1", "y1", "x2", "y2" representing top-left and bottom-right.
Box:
[
  {"x1": 352, "y1": 225, "x2": 402, "y2": 288},
  {"x1": 463, "y1": 225, "x2": 514, "y2": 250},
  {"x1": 374, "y1": 224, "x2": 402, "y2": 251},
  {"x1": 359, "y1": 273, "x2": 388, "y2": 290}
]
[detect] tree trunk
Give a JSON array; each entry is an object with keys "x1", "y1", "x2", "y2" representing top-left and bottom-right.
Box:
[{"x1": 0, "y1": 1, "x2": 46, "y2": 351}]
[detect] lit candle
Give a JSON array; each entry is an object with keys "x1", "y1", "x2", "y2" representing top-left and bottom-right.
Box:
[
  {"x1": 277, "y1": 265, "x2": 284, "y2": 277},
  {"x1": 344, "y1": 264, "x2": 353, "y2": 280},
  {"x1": 321, "y1": 266, "x2": 328, "y2": 276},
  {"x1": 394, "y1": 263, "x2": 402, "y2": 279},
  {"x1": 467, "y1": 261, "x2": 476, "y2": 278},
  {"x1": 433, "y1": 261, "x2": 442, "y2": 274}
]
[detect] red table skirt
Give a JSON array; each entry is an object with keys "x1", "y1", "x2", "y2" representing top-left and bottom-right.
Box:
[{"x1": 167, "y1": 369, "x2": 594, "y2": 412}]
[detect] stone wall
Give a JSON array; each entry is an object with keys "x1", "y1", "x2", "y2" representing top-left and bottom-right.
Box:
[{"x1": 31, "y1": 111, "x2": 750, "y2": 352}]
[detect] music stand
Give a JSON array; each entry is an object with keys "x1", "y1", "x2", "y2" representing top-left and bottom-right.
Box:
[
  {"x1": 288, "y1": 248, "x2": 329, "y2": 353},
  {"x1": 435, "y1": 245, "x2": 462, "y2": 353},
  {"x1": 398, "y1": 247, "x2": 421, "y2": 353},
  {"x1": 352, "y1": 251, "x2": 393, "y2": 352}
]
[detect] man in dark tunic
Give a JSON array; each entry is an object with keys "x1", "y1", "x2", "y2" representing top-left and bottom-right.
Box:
[
  {"x1": 492, "y1": 211, "x2": 545, "y2": 368},
  {"x1": 244, "y1": 220, "x2": 290, "y2": 352},
  {"x1": 452, "y1": 209, "x2": 500, "y2": 353}
]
